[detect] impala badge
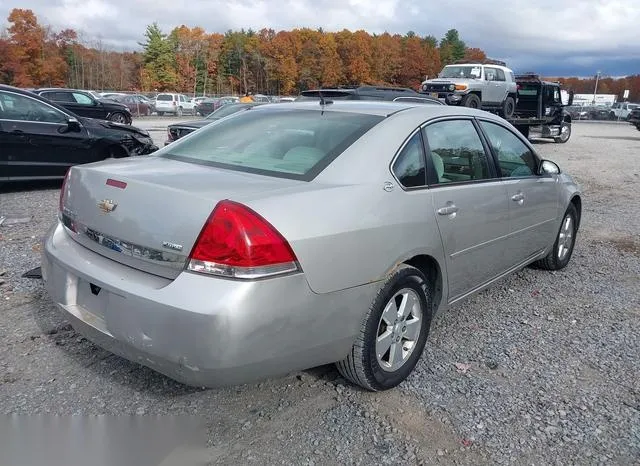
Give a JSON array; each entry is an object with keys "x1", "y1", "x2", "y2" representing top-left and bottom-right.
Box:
[
  {"x1": 97, "y1": 199, "x2": 118, "y2": 214},
  {"x1": 162, "y1": 241, "x2": 183, "y2": 251}
]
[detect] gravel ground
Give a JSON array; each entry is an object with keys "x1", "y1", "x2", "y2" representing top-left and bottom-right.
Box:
[{"x1": 0, "y1": 121, "x2": 638, "y2": 465}]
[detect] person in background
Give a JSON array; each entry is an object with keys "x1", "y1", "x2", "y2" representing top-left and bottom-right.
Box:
[{"x1": 239, "y1": 91, "x2": 254, "y2": 103}]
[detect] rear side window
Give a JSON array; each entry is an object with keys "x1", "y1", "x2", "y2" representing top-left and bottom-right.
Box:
[
  {"x1": 392, "y1": 132, "x2": 426, "y2": 188},
  {"x1": 162, "y1": 108, "x2": 383, "y2": 181},
  {"x1": 156, "y1": 94, "x2": 173, "y2": 101}
]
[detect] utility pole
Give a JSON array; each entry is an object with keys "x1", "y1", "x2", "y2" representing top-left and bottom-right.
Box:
[{"x1": 592, "y1": 70, "x2": 601, "y2": 105}]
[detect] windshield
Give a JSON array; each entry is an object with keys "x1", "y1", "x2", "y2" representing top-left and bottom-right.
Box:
[
  {"x1": 162, "y1": 108, "x2": 383, "y2": 180},
  {"x1": 629, "y1": 104, "x2": 639, "y2": 110},
  {"x1": 439, "y1": 66, "x2": 482, "y2": 79}
]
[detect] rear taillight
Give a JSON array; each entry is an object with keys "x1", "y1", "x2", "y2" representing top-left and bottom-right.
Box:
[
  {"x1": 187, "y1": 200, "x2": 299, "y2": 279},
  {"x1": 59, "y1": 169, "x2": 71, "y2": 213}
]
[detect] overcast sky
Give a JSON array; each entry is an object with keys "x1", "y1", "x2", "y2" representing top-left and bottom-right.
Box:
[{"x1": 2, "y1": 0, "x2": 638, "y2": 77}]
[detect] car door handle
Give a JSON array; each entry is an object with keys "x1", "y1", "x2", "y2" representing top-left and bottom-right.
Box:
[
  {"x1": 437, "y1": 204, "x2": 459, "y2": 216},
  {"x1": 511, "y1": 192, "x2": 525, "y2": 203}
]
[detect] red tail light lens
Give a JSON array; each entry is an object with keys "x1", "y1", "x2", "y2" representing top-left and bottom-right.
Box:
[
  {"x1": 59, "y1": 169, "x2": 71, "y2": 213},
  {"x1": 187, "y1": 200, "x2": 299, "y2": 279}
]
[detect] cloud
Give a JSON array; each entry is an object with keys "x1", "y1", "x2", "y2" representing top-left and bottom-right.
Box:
[{"x1": 1, "y1": 0, "x2": 638, "y2": 75}]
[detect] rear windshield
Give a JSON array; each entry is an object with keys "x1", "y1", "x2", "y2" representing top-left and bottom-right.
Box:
[
  {"x1": 156, "y1": 94, "x2": 174, "y2": 101},
  {"x1": 161, "y1": 108, "x2": 384, "y2": 181}
]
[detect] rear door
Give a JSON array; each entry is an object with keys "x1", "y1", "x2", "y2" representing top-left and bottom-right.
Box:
[
  {"x1": 422, "y1": 118, "x2": 511, "y2": 301},
  {"x1": 478, "y1": 119, "x2": 560, "y2": 262},
  {"x1": 0, "y1": 89, "x2": 93, "y2": 179}
]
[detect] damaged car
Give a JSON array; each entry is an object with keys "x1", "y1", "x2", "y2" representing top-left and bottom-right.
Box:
[{"x1": 0, "y1": 85, "x2": 157, "y2": 181}]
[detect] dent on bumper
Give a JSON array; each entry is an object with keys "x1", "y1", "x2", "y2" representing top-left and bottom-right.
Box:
[{"x1": 41, "y1": 222, "x2": 377, "y2": 387}]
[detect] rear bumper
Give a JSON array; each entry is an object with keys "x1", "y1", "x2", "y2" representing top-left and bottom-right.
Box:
[{"x1": 42, "y1": 221, "x2": 377, "y2": 387}]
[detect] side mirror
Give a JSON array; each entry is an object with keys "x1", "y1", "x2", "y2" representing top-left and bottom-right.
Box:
[
  {"x1": 563, "y1": 90, "x2": 574, "y2": 106},
  {"x1": 539, "y1": 159, "x2": 560, "y2": 175},
  {"x1": 67, "y1": 117, "x2": 82, "y2": 132}
]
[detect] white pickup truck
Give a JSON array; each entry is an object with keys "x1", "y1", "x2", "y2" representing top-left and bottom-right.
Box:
[{"x1": 609, "y1": 102, "x2": 639, "y2": 120}]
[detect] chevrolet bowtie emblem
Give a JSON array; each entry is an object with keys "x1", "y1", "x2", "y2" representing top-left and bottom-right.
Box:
[{"x1": 97, "y1": 199, "x2": 118, "y2": 214}]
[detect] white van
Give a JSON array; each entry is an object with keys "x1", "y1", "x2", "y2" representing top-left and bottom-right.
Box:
[{"x1": 155, "y1": 93, "x2": 196, "y2": 116}]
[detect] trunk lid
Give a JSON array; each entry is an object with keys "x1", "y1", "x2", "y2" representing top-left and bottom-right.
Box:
[{"x1": 62, "y1": 156, "x2": 302, "y2": 279}]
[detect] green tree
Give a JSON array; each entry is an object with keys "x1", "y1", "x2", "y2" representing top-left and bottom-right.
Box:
[
  {"x1": 439, "y1": 28, "x2": 466, "y2": 66},
  {"x1": 140, "y1": 22, "x2": 177, "y2": 90}
]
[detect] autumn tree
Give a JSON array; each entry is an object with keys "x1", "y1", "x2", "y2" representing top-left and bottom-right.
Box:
[
  {"x1": 371, "y1": 33, "x2": 402, "y2": 84},
  {"x1": 334, "y1": 30, "x2": 374, "y2": 85}
]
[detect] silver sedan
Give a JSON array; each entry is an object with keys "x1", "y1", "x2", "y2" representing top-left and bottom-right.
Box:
[{"x1": 42, "y1": 100, "x2": 581, "y2": 391}]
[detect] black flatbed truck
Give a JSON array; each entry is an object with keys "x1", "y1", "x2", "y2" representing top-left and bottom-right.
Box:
[{"x1": 506, "y1": 73, "x2": 574, "y2": 143}]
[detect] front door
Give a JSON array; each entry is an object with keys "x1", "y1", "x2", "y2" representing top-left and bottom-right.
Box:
[
  {"x1": 0, "y1": 90, "x2": 91, "y2": 179},
  {"x1": 422, "y1": 118, "x2": 511, "y2": 300},
  {"x1": 478, "y1": 119, "x2": 560, "y2": 263}
]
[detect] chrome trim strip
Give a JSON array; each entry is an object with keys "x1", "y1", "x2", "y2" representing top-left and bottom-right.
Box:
[{"x1": 61, "y1": 213, "x2": 186, "y2": 271}]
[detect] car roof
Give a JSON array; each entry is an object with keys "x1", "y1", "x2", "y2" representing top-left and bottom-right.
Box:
[
  {"x1": 34, "y1": 88, "x2": 85, "y2": 92},
  {"x1": 249, "y1": 100, "x2": 501, "y2": 120},
  {"x1": 0, "y1": 84, "x2": 80, "y2": 115}
]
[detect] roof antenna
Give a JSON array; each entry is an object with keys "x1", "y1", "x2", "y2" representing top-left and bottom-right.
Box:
[{"x1": 318, "y1": 89, "x2": 332, "y2": 107}]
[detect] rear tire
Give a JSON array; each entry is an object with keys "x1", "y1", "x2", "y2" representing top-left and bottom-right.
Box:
[
  {"x1": 461, "y1": 94, "x2": 481, "y2": 109},
  {"x1": 533, "y1": 203, "x2": 578, "y2": 271},
  {"x1": 501, "y1": 96, "x2": 516, "y2": 119},
  {"x1": 335, "y1": 264, "x2": 433, "y2": 391},
  {"x1": 176, "y1": 107, "x2": 183, "y2": 117},
  {"x1": 157, "y1": 111, "x2": 164, "y2": 116}
]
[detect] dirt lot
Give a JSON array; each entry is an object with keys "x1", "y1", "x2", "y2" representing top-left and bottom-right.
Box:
[{"x1": 0, "y1": 121, "x2": 638, "y2": 465}]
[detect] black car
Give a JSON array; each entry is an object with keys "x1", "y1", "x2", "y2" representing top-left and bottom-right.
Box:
[
  {"x1": 297, "y1": 85, "x2": 444, "y2": 104},
  {"x1": 628, "y1": 108, "x2": 640, "y2": 131},
  {"x1": 165, "y1": 102, "x2": 265, "y2": 144},
  {"x1": 34, "y1": 88, "x2": 133, "y2": 124},
  {"x1": 195, "y1": 97, "x2": 237, "y2": 116},
  {"x1": 0, "y1": 85, "x2": 157, "y2": 181}
]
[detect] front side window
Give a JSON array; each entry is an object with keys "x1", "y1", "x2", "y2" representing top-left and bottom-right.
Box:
[
  {"x1": 0, "y1": 91, "x2": 67, "y2": 123},
  {"x1": 479, "y1": 121, "x2": 538, "y2": 177},
  {"x1": 392, "y1": 132, "x2": 426, "y2": 188},
  {"x1": 162, "y1": 108, "x2": 383, "y2": 180},
  {"x1": 423, "y1": 119, "x2": 491, "y2": 184}
]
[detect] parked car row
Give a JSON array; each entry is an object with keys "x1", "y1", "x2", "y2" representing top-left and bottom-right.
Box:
[{"x1": 0, "y1": 84, "x2": 157, "y2": 182}]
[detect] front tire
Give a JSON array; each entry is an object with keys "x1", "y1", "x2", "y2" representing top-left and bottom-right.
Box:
[
  {"x1": 533, "y1": 203, "x2": 578, "y2": 271},
  {"x1": 554, "y1": 121, "x2": 571, "y2": 143},
  {"x1": 336, "y1": 264, "x2": 433, "y2": 391},
  {"x1": 461, "y1": 94, "x2": 481, "y2": 109},
  {"x1": 108, "y1": 112, "x2": 128, "y2": 124}
]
